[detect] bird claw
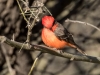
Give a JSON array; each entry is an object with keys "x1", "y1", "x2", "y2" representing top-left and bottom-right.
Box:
[
  {"x1": 51, "y1": 48, "x2": 64, "y2": 54},
  {"x1": 52, "y1": 48, "x2": 57, "y2": 50},
  {"x1": 56, "y1": 50, "x2": 64, "y2": 54}
]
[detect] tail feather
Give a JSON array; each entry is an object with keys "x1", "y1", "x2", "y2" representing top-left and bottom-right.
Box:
[
  {"x1": 70, "y1": 43, "x2": 87, "y2": 55},
  {"x1": 75, "y1": 48, "x2": 87, "y2": 55}
]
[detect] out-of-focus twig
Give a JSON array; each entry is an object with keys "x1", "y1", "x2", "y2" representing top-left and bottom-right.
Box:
[
  {"x1": 65, "y1": 19, "x2": 100, "y2": 31},
  {"x1": 1, "y1": 43, "x2": 16, "y2": 75},
  {"x1": 28, "y1": 52, "x2": 43, "y2": 75}
]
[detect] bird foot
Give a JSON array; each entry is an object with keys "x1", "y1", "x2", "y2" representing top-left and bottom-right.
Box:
[{"x1": 57, "y1": 50, "x2": 64, "y2": 54}]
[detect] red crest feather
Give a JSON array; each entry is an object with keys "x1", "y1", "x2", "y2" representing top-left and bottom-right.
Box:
[{"x1": 42, "y1": 16, "x2": 54, "y2": 28}]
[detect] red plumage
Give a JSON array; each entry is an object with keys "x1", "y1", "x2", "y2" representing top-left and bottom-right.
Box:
[
  {"x1": 42, "y1": 16, "x2": 54, "y2": 28},
  {"x1": 42, "y1": 27, "x2": 67, "y2": 49},
  {"x1": 41, "y1": 16, "x2": 87, "y2": 55}
]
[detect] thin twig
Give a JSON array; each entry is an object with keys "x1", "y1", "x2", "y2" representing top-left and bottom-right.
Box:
[
  {"x1": 28, "y1": 52, "x2": 43, "y2": 75},
  {"x1": 16, "y1": 0, "x2": 29, "y2": 24},
  {"x1": 30, "y1": 8, "x2": 40, "y2": 29},
  {"x1": 18, "y1": 42, "x2": 26, "y2": 53},
  {"x1": 28, "y1": 58, "x2": 38, "y2": 75},
  {"x1": 44, "y1": 6, "x2": 52, "y2": 16},
  {"x1": 65, "y1": 19, "x2": 100, "y2": 31}
]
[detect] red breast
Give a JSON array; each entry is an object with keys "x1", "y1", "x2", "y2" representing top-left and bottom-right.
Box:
[{"x1": 42, "y1": 27, "x2": 67, "y2": 49}]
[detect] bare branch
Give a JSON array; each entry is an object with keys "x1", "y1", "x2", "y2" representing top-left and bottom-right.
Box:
[
  {"x1": 65, "y1": 19, "x2": 100, "y2": 31},
  {"x1": 0, "y1": 36, "x2": 100, "y2": 64}
]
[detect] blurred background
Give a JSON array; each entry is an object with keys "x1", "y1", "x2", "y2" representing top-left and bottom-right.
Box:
[{"x1": 0, "y1": 0, "x2": 100, "y2": 75}]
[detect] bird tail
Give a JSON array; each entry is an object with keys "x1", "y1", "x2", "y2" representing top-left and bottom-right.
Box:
[
  {"x1": 74, "y1": 43, "x2": 87, "y2": 55},
  {"x1": 75, "y1": 47, "x2": 87, "y2": 55},
  {"x1": 68, "y1": 43, "x2": 87, "y2": 55}
]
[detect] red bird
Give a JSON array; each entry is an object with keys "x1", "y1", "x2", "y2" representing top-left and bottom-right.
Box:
[{"x1": 41, "y1": 16, "x2": 87, "y2": 55}]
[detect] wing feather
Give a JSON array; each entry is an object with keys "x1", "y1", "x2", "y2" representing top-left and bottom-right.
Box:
[{"x1": 53, "y1": 22, "x2": 76, "y2": 46}]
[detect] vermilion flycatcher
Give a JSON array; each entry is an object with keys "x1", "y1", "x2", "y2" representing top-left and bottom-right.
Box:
[{"x1": 41, "y1": 16, "x2": 87, "y2": 55}]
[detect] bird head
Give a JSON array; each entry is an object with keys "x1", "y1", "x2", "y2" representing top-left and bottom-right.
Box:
[{"x1": 42, "y1": 16, "x2": 55, "y2": 29}]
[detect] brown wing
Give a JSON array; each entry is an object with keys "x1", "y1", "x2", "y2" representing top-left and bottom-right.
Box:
[
  {"x1": 53, "y1": 22, "x2": 76, "y2": 46},
  {"x1": 53, "y1": 22, "x2": 87, "y2": 55}
]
